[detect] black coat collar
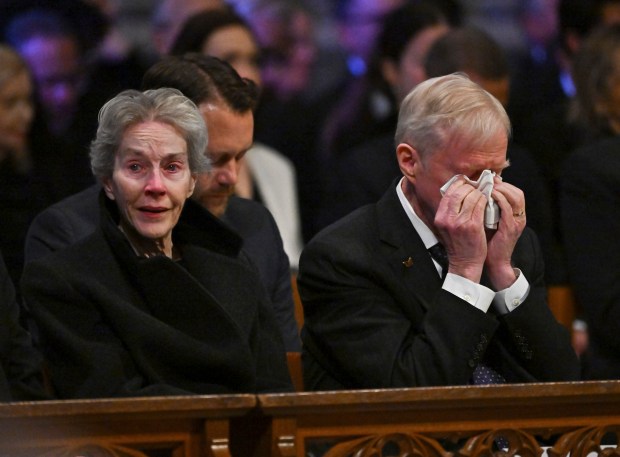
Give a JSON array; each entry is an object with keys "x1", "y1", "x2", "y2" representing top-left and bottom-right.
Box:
[{"x1": 98, "y1": 190, "x2": 244, "y2": 265}]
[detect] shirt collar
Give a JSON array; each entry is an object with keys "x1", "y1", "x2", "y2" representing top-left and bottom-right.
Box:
[{"x1": 395, "y1": 177, "x2": 438, "y2": 250}]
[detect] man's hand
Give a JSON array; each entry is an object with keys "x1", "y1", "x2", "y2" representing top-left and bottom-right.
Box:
[
  {"x1": 485, "y1": 177, "x2": 526, "y2": 289},
  {"x1": 434, "y1": 177, "x2": 488, "y2": 283}
]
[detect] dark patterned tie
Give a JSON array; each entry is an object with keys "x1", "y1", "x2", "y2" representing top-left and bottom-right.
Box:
[
  {"x1": 429, "y1": 244, "x2": 506, "y2": 386},
  {"x1": 472, "y1": 364, "x2": 506, "y2": 384},
  {"x1": 428, "y1": 243, "x2": 448, "y2": 279},
  {"x1": 473, "y1": 366, "x2": 508, "y2": 448}
]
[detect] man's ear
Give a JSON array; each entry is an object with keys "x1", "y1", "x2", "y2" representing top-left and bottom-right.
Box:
[
  {"x1": 396, "y1": 143, "x2": 421, "y2": 181},
  {"x1": 102, "y1": 177, "x2": 116, "y2": 201}
]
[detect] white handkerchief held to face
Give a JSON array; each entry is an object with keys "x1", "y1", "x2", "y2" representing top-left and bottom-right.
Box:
[{"x1": 439, "y1": 169, "x2": 501, "y2": 230}]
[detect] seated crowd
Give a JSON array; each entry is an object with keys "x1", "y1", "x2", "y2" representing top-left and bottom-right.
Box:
[{"x1": 1, "y1": 0, "x2": 619, "y2": 401}]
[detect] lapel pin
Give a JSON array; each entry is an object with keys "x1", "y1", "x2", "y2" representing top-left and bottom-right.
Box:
[{"x1": 402, "y1": 256, "x2": 414, "y2": 268}]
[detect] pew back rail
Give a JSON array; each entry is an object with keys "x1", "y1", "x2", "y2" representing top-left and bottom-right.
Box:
[{"x1": 256, "y1": 381, "x2": 620, "y2": 457}]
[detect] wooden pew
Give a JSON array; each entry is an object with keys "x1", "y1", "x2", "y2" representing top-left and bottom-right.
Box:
[
  {"x1": 3, "y1": 381, "x2": 620, "y2": 456},
  {"x1": 0, "y1": 394, "x2": 256, "y2": 457},
  {"x1": 256, "y1": 380, "x2": 620, "y2": 457}
]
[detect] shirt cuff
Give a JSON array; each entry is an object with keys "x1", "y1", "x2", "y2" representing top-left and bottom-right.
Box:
[
  {"x1": 492, "y1": 268, "x2": 530, "y2": 314},
  {"x1": 443, "y1": 273, "x2": 495, "y2": 312}
]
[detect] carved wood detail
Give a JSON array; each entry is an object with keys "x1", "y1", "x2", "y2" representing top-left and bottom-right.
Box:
[
  {"x1": 548, "y1": 425, "x2": 620, "y2": 457},
  {"x1": 307, "y1": 426, "x2": 620, "y2": 457},
  {"x1": 457, "y1": 429, "x2": 543, "y2": 457},
  {"x1": 35, "y1": 443, "x2": 150, "y2": 457},
  {"x1": 322, "y1": 432, "x2": 451, "y2": 457}
]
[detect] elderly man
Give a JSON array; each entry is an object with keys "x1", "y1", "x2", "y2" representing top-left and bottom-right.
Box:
[{"x1": 298, "y1": 73, "x2": 580, "y2": 390}]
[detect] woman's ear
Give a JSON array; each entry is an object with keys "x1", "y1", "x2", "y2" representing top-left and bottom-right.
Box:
[
  {"x1": 396, "y1": 143, "x2": 420, "y2": 181},
  {"x1": 188, "y1": 175, "x2": 196, "y2": 198},
  {"x1": 102, "y1": 177, "x2": 116, "y2": 201}
]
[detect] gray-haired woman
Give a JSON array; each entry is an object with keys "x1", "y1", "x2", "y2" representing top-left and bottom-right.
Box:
[{"x1": 22, "y1": 88, "x2": 292, "y2": 398}]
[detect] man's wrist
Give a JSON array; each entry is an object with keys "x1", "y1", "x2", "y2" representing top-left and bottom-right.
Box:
[
  {"x1": 487, "y1": 264, "x2": 518, "y2": 290},
  {"x1": 448, "y1": 263, "x2": 483, "y2": 283}
]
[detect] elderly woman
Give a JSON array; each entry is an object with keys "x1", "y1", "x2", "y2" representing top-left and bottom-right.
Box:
[{"x1": 22, "y1": 88, "x2": 292, "y2": 398}]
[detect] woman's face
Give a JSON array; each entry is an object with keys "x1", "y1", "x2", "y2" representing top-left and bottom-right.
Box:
[
  {"x1": 102, "y1": 121, "x2": 196, "y2": 247},
  {"x1": 0, "y1": 70, "x2": 34, "y2": 155},
  {"x1": 202, "y1": 24, "x2": 262, "y2": 86}
]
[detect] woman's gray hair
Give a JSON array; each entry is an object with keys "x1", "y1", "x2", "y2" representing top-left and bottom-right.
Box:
[
  {"x1": 395, "y1": 73, "x2": 511, "y2": 161},
  {"x1": 90, "y1": 88, "x2": 210, "y2": 180}
]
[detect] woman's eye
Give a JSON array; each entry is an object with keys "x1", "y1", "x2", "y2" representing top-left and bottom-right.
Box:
[{"x1": 128, "y1": 163, "x2": 142, "y2": 172}]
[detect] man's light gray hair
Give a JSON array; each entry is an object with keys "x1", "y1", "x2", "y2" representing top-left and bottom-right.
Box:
[
  {"x1": 90, "y1": 88, "x2": 210, "y2": 181},
  {"x1": 395, "y1": 73, "x2": 511, "y2": 160}
]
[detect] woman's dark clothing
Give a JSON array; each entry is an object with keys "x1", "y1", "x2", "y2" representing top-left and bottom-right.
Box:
[
  {"x1": 0, "y1": 250, "x2": 47, "y2": 401},
  {"x1": 560, "y1": 136, "x2": 620, "y2": 380},
  {"x1": 22, "y1": 195, "x2": 292, "y2": 399}
]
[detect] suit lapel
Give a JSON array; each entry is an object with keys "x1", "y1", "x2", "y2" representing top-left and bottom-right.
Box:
[{"x1": 376, "y1": 186, "x2": 442, "y2": 311}]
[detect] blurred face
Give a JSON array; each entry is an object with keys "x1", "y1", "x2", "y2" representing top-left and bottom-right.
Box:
[
  {"x1": 399, "y1": 129, "x2": 509, "y2": 229},
  {"x1": 521, "y1": 0, "x2": 558, "y2": 47},
  {"x1": 192, "y1": 103, "x2": 253, "y2": 217},
  {"x1": 251, "y1": 9, "x2": 316, "y2": 98},
  {"x1": 19, "y1": 35, "x2": 84, "y2": 133},
  {"x1": 386, "y1": 25, "x2": 449, "y2": 103},
  {"x1": 338, "y1": 0, "x2": 405, "y2": 60},
  {"x1": 152, "y1": 0, "x2": 225, "y2": 55},
  {"x1": 202, "y1": 24, "x2": 262, "y2": 85},
  {"x1": 103, "y1": 121, "x2": 196, "y2": 250},
  {"x1": 0, "y1": 70, "x2": 34, "y2": 155}
]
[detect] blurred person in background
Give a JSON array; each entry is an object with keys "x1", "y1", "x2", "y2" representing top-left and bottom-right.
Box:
[
  {"x1": 560, "y1": 23, "x2": 620, "y2": 378},
  {"x1": 0, "y1": 44, "x2": 70, "y2": 291},
  {"x1": 237, "y1": 0, "x2": 328, "y2": 244},
  {"x1": 0, "y1": 248, "x2": 48, "y2": 401},
  {"x1": 3, "y1": 5, "x2": 113, "y2": 194},
  {"x1": 508, "y1": 0, "x2": 620, "y2": 286},
  {"x1": 315, "y1": 2, "x2": 449, "y2": 233},
  {"x1": 171, "y1": 8, "x2": 303, "y2": 268},
  {"x1": 151, "y1": 0, "x2": 226, "y2": 57},
  {"x1": 333, "y1": 0, "x2": 407, "y2": 80}
]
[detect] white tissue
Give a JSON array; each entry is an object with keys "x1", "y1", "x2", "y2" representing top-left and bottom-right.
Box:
[{"x1": 439, "y1": 169, "x2": 500, "y2": 230}]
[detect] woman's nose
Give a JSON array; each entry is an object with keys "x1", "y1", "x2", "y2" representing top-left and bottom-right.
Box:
[{"x1": 145, "y1": 169, "x2": 166, "y2": 194}]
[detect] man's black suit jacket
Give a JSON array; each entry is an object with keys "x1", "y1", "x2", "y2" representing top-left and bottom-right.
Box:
[
  {"x1": 298, "y1": 182, "x2": 580, "y2": 390},
  {"x1": 24, "y1": 185, "x2": 300, "y2": 352}
]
